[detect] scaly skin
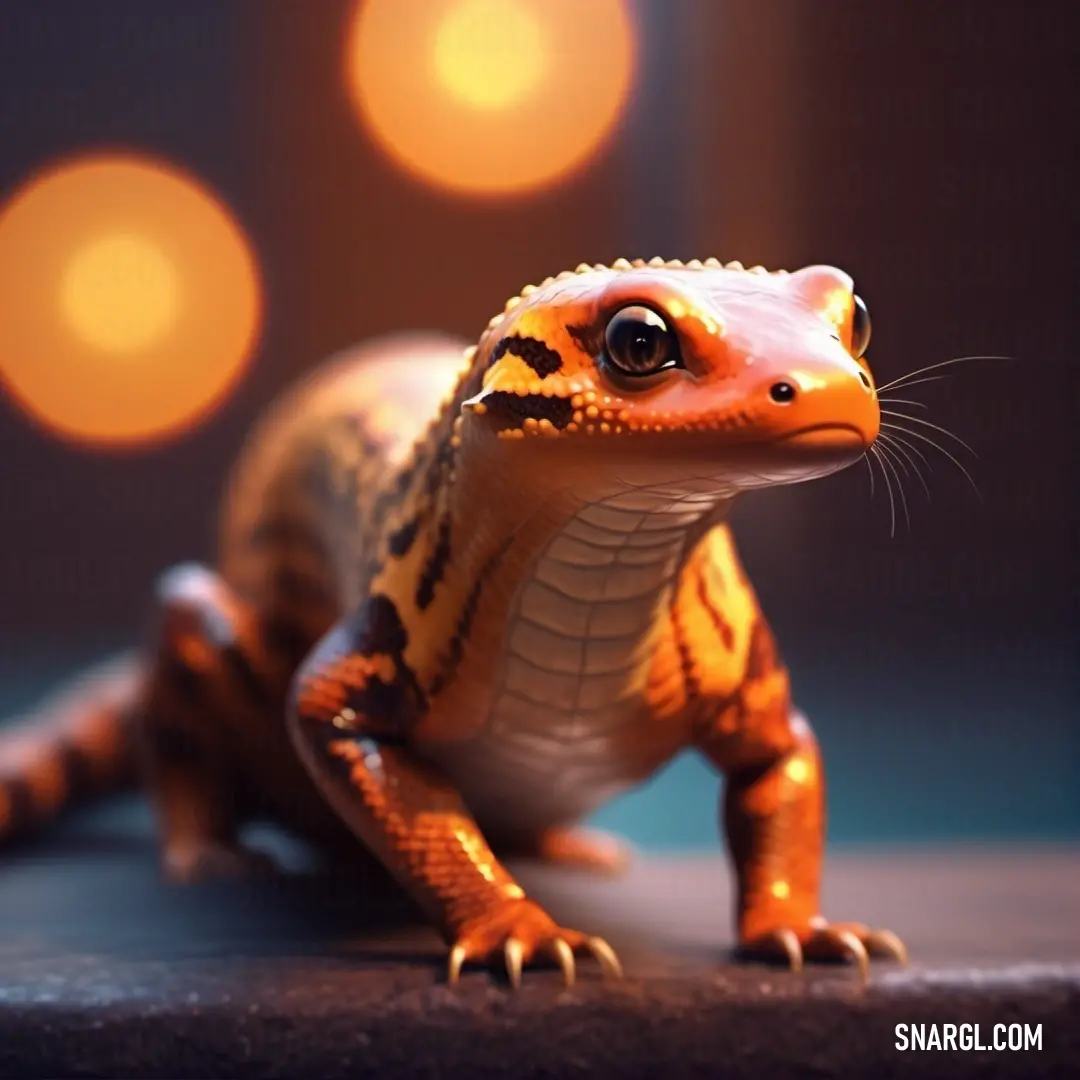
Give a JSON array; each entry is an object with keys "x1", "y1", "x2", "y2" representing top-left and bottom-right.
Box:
[{"x1": 0, "y1": 261, "x2": 907, "y2": 987}]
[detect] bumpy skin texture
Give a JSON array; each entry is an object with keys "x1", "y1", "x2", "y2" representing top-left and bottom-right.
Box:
[{"x1": 0, "y1": 260, "x2": 907, "y2": 986}]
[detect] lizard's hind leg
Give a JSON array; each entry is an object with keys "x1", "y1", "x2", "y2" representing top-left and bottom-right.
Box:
[
  {"x1": 139, "y1": 563, "x2": 286, "y2": 883},
  {"x1": 501, "y1": 825, "x2": 634, "y2": 877}
]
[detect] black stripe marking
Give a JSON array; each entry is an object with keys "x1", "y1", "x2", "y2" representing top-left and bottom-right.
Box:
[
  {"x1": 416, "y1": 515, "x2": 452, "y2": 610},
  {"x1": 428, "y1": 536, "x2": 514, "y2": 696},
  {"x1": 423, "y1": 435, "x2": 457, "y2": 498},
  {"x1": 492, "y1": 335, "x2": 563, "y2": 378},
  {"x1": 695, "y1": 572, "x2": 735, "y2": 650},
  {"x1": 320, "y1": 594, "x2": 428, "y2": 737},
  {"x1": 386, "y1": 516, "x2": 422, "y2": 558},
  {"x1": 483, "y1": 392, "x2": 575, "y2": 431}
]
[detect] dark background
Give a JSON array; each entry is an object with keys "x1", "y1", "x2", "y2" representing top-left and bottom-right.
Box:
[{"x1": 0, "y1": 0, "x2": 1076, "y2": 846}]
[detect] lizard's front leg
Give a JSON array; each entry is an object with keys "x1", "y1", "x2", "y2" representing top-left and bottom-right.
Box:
[
  {"x1": 289, "y1": 613, "x2": 622, "y2": 987},
  {"x1": 697, "y1": 621, "x2": 907, "y2": 976}
]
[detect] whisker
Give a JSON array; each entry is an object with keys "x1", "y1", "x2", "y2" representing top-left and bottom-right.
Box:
[
  {"x1": 876, "y1": 396, "x2": 928, "y2": 410},
  {"x1": 877, "y1": 435, "x2": 909, "y2": 478},
  {"x1": 882, "y1": 422, "x2": 983, "y2": 502},
  {"x1": 876, "y1": 354, "x2": 1011, "y2": 393},
  {"x1": 875, "y1": 440, "x2": 912, "y2": 531},
  {"x1": 880, "y1": 410, "x2": 978, "y2": 457},
  {"x1": 861, "y1": 451, "x2": 876, "y2": 500},
  {"x1": 876, "y1": 429, "x2": 928, "y2": 501},
  {"x1": 878, "y1": 374, "x2": 949, "y2": 394},
  {"x1": 870, "y1": 444, "x2": 897, "y2": 538},
  {"x1": 882, "y1": 431, "x2": 934, "y2": 496}
]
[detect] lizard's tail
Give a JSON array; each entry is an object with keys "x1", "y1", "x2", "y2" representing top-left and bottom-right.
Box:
[{"x1": 0, "y1": 653, "x2": 143, "y2": 847}]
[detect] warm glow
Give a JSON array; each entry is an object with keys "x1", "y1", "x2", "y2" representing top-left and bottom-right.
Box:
[
  {"x1": 433, "y1": 0, "x2": 547, "y2": 111},
  {"x1": 0, "y1": 153, "x2": 262, "y2": 449},
  {"x1": 345, "y1": 0, "x2": 637, "y2": 197},
  {"x1": 60, "y1": 232, "x2": 181, "y2": 354}
]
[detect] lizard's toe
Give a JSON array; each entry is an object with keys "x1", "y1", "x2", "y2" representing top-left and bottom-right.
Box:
[
  {"x1": 446, "y1": 897, "x2": 624, "y2": 988},
  {"x1": 802, "y1": 925, "x2": 870, "y2": 980},
  {"x1": 738, "y1": 919, "x2": 906, "y2": 981},
  {"x1": 738, "y1": 927, "x2": 805, "y2": 972}
]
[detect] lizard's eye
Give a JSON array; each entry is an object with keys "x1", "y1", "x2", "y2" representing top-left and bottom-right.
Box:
[
  {"x1": 603, "y1": 305, "x2": 682, "y2": 378},
  {"x1": 851, "y1": 294, "x2": 871, "y2": 359}
]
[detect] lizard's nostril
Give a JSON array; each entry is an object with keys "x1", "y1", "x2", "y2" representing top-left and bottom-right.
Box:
[
  {"x1": 769, "y1": 381, "x2": 797, "y2": 404},
  {"x1": 858, "y1": 370, "x2": 872, "y2": 390}
]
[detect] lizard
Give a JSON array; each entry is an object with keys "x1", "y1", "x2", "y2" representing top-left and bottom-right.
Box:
[{"x1": 0, "y1": 257, "x2": 908, "y2": 988}]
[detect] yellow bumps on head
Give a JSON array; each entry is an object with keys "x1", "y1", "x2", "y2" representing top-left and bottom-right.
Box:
[
  {"x1": 612, "y1": 257, "x2": 632, "y2": 270},
  {"x1": 686, "y1": 258, "x2": 703, "y2": 269},
  {"x1": 647, "y1": 255, "x2": 665, "y2": 267},
  {"x1": 704, "y1": 257, "x2": 721, "y2": 268},
  {"x1": 725, "y1": 260, "x2": 744, "y2": 271}
]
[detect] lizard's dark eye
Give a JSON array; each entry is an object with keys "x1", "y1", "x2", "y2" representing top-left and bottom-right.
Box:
[
  {"x1": 603, "y1": 305, "x2": 681, "y2": 378},
  {"x1": 851, "y1": 294, "x2": 871, "y2": 359}
]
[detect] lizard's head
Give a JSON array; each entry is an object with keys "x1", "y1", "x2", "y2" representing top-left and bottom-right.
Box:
[{"x1": 460, "y1": 259, "x2": 879, "y2": 492}]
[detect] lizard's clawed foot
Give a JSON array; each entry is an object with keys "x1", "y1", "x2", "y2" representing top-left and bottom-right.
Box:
[
  {"x1": 532, "y1": 825, "x2": 633, "y2": 876},
  {"x1": 447, "y1": 897, "x2": 623, "y2": 989},
  {"x1": 738, "y1": 919, "x2": 907, "y2": 981},
  {"x1": 163, "y1": 841, "x2": 279, "y2": 884}
]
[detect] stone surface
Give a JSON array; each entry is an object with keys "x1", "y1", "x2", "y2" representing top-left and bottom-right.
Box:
[{"x1": 1, "y1": 802, "x2": 1078, "y2": 1079}]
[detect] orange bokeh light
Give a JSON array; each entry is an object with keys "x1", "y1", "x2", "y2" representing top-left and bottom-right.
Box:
[
  {"x1": 0, "y1": 153, "x2": 263, "y2": 449},
  {"x1": 344, "y1": 0, "x2": 638, "y2": 198}
]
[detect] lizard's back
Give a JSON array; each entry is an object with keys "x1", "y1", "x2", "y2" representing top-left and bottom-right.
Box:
[
  {"x1": 201, "y1": 334, "x2": 472, "y2": 840},
  {"x1": 219, "y1": 333, "x2": 472, "y2": 653}
]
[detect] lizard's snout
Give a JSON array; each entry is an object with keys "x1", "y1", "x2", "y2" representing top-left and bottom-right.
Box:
[{"x1": 761, "y1": 361, "x2": 879, "y2": 453}]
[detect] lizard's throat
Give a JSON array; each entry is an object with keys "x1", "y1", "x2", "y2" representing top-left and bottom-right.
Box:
[
  {"x1": 409, "y1": 475, "x2": 734, "y2": 679},
  {"x1": 392, "y1": 433, "x2": 738, "y2": 690}
]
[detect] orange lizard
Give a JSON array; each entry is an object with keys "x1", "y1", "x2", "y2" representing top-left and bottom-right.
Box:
[{"x1": 0, "y1": 258, "x2": 907, "y2": 987}]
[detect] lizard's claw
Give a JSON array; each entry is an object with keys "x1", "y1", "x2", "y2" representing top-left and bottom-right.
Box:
[
  {"x1": 738, "y1": 920, "x2": 907, "y2": 982},
  {"x1": 445, "y1": 897, "x2": 623, "y2": 988}
]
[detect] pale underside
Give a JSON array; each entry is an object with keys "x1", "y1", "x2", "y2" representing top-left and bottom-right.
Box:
[{"x1": 426, "y1": 488, "x2": 714, "y2": 835}]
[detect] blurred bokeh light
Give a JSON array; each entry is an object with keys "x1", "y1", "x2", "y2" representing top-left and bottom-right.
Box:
[
  {"x1": 0, "y1": 153, "x2": 262, "y2": 450},
  {"x1": 344, "y1": 0, "x2": 637, "y2": 198}
]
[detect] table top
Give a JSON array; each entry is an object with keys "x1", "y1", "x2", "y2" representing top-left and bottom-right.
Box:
[{"x1": 1, "y1": 802, "x2": 1078, "y2": 1079}]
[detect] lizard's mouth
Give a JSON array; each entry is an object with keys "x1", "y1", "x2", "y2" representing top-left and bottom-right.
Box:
[{"x1": 774, "y1": 423, "x2": 871, "y2": 451}]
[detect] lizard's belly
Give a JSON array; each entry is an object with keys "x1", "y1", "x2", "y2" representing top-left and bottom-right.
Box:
[{"x1": 426, "y1": 495, "x2": 700, "y2": 836}]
